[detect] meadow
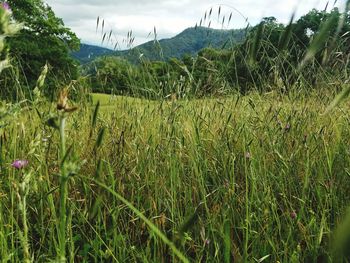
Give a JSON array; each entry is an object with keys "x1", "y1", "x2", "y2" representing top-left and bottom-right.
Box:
[
  {"x1": 1, "y1": 1, "x2": 350, "y2": 262},
  {"x1": 1, "y1": 88, "x2": 350, "y2": 262}
]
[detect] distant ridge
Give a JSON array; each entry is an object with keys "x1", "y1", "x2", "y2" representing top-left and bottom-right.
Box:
[
  {"x1": 72, "y1": 27, "x2": 246, "y2": 64},
  {"x1": 71, "y1": 44, "x2": 114, "y2": 64}
]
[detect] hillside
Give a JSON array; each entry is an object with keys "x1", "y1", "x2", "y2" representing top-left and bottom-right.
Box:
[
  {"x1": 72, "y1": 27, "x2": 246, "y2": 64},
  {"x1": 71, "y1": 43, "x2": 114, "y2": 64},
  {"x1": 118, "y1": 27, "x2": 246, "y2": 63}
]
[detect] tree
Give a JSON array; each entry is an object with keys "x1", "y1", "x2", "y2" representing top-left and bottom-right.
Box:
[
  {"x1": 294, "y1": 8, "x2": 350, "y2": 59},
  {"x1": 6, "y1": 0, "x2": 80, "y2": 93},
  {"x1": 223, "y1": 9, "x2": 350, "y2": 91},
  {"x1": 84, "y1": 56, "x2": 134, "y2": 94}
]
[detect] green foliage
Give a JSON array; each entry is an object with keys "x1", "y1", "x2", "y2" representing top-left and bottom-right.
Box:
[
  {"x1": 195, "y1": 7, "x2": 350, "y2": 93},
  {"x1": 83, "y1": 56, "x2": 135, "y2": 94},
  {"x1": 2, "y1": 91, "x2": 350, "y2": 261},
  {"x1": 4, "y1": 0, "x2": 80, "y2": 97},
  {"x1": 2, "y1": 2, "x2": 350, "y2": 262},
  {"x1": 121, "y1": 27, "x2": 245, "y2": 63},
  {"x1": 71, "y1": 44, "x2": 114, "y2": 64},
  {"x1": 0, "y1": 2, "x2": 22, "y2": 100},
  {"x1": 82, "y1": 7, "x2": 350, "y2": 98},
  {"x1": 74, "y1": 27, "x2": 246, "y2": 64}
]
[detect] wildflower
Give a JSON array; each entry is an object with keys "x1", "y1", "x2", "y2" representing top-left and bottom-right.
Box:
[
  {"x1": 1, "y1": 2, "x2": 11, "y2": 12},
  {"x1": 11, "y1": 159, "x2": 28, "y2": 169},
  {"x1": 290, "y1": 210, "x2": 297, "y2": 219},
  {"x1": 284, "y1": 123, "x2": 291, "y2": 132},
  {"x1": 245, "y1": 152, "x2": 251, "y2": 159}
]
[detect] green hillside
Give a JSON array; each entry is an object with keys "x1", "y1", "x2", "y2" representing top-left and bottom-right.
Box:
[
  {"x1": 71, "y1": 43, "x2": 114, "y2": 64},
  {"x1": 72, "y1": 27, "x2": 246, "y2": 64},
  {"x1": 118, "y1": 27, "x2": 246, "y2": 63}
]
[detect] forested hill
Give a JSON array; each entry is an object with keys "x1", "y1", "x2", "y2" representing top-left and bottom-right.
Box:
[
  {"x1": 72, "y1": 27, "x2": 246, "y2": 64},
  {"x1": 71, "y1": 44, "x2": 114, "y2": 64}
]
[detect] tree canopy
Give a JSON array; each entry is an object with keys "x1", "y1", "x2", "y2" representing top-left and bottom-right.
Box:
[{"x1": 5, "y1": 0, "x2": 80, "y2": 93}]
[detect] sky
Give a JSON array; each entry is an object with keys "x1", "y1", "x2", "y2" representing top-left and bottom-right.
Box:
[{"x1": 44, "y1": 0, "x2": 345, "y2": 50}]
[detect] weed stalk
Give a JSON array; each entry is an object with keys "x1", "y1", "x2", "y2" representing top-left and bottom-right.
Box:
[{"x1": 58, "y1": 111, "x2": 68, "y2": 262}]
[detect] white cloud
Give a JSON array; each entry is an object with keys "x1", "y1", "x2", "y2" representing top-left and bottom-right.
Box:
[{"x1": 44, "y1": 0, "x2": 345, "y2": 49}]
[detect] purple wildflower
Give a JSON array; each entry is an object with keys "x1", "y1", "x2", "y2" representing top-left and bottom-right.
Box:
[
  {"x1": 284, "y1": 123, "x2": 291, "y2": 132},
  {"x1": 290, "y1": 211, "x2": 297, "y2": 219},
  {"x1": 11, "y1": 160, "x2": 28, "y2": 169},
  {"x1": 1, "y1": 2, "x2": 11, "y2": 12}
]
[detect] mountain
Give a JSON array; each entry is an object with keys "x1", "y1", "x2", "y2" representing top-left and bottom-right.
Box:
[
  {"x1": 72, "y1": 27, "x2": 246, "y2": 64},
  {"x1": 71, "y1": 44, "x2": 114, "y2": 64}
]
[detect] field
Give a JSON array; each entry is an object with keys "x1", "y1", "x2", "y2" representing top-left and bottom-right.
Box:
[
  {"x1": 2, "y1": 0, "x2": 350, "y2": 262},
  {"x1": 1, "y1": 90, "x2": 350, "y2": 262}
]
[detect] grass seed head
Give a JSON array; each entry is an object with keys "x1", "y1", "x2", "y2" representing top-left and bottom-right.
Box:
[{"x1": 57, "y1": 88, "x2": 78, "y2": 113}]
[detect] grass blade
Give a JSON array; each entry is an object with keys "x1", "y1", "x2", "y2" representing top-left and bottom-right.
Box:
[
  {"x1": 249, "y1": 21, "x2": 264, "y2": 65},
  {"x1": 278, "y1": 12, "x2": 295, "y2": 51},
  {"x1": 299, "y1": 13, "x2": 338, "y2": 69}
]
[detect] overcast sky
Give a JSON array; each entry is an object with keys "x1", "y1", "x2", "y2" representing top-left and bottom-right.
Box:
[{"x1": 44, "y1": 0, "x2": 345, "y2": 50}]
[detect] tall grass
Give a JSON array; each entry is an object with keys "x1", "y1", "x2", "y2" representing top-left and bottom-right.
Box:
[
  {"x1": 1, "y1": 89, "x2": 350, "y2": 261},
  {"x1": 1, "y1": 1, "x2": 350, "y2": 262}
]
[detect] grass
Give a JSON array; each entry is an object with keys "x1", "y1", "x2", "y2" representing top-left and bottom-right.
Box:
[
  {"x1": 2, "y1": 2, "x2": 350, "y2": 262},
  {"x1": 1, "y1": 90, "x2": 350, "y2": 262}
]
